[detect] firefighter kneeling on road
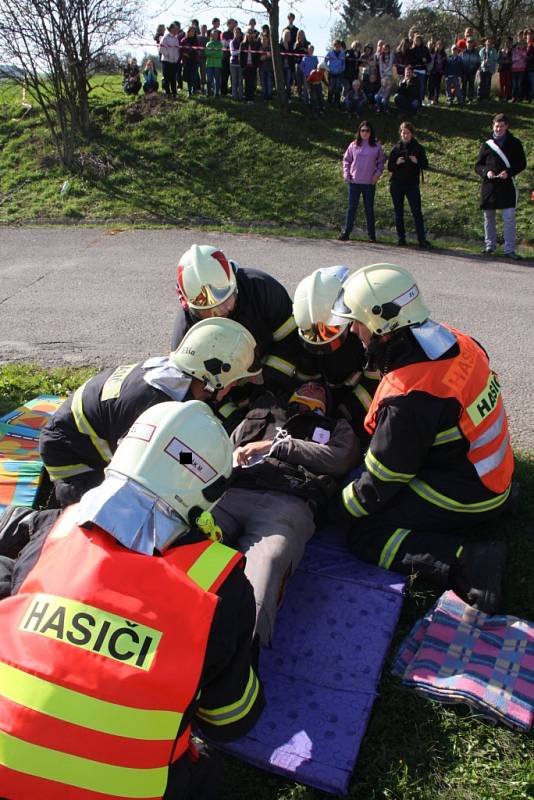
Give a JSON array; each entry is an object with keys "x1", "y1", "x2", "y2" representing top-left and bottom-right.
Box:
[
  {"x1": 40, "y1": 317, "x2": 261, "y2": 508},
  {"x1": 331, "y1": 263, "x2": 514, "y2": 613},
  {"x1": 0, "y1": 401, "x2": 265, "y2": 800}
]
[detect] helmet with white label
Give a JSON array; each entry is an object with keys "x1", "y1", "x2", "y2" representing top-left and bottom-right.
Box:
[
  {"x1": 176, "y1": 244, "x2": 237, "y2": 312},
  {"x1": 293, "y1": 266, "x2": 350, "y2": 353},
  {"x1": 108, "y1": 401, "x2": 233, "y2": 524},
  {"x1": 332, "y1": 263, "x2": 429, "y2": 336},
  {"x1": 170, "y1": 318, "x2": 261, "y2": 392}
]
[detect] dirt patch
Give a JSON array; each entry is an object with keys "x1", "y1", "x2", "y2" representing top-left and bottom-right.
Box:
[{"x1": 124, "y1": 93, "x2": 177, "y2": 123}]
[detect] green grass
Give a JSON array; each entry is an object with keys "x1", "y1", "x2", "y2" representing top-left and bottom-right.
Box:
[
  {"x1": 1, "y1": 362, "x2": 533, "y2": 799},
  {"x1": 0, "y1": 76, "x2": 533, "y2": 254}
]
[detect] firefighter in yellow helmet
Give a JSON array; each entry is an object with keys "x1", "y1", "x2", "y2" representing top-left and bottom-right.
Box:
[
  {"x1": 172, "y1": 244, "x2": 301, "y2": 421},
  {"x1": 40, "y1": 318, "x2": 261, "y2": 507},
  {"x1": 0, "y1": 401, "x2": 264, "y2": 800},
  {"x1": 292, "y1": 265, "x2": 380, "y2": 444},
  {"x1": 331, "y1": 263, "x2": 513, "y2": 613}
]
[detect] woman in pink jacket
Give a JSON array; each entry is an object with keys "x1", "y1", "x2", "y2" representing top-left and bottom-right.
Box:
[{"x1": 339, "y1": 120, "x2": 385, "y2": 242}]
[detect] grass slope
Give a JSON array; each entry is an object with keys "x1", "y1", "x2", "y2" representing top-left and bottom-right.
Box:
[
  {"x1": 1, "y1": 362, "x2": 533, "y2": 800},
  {"x1": 0, "y1": 76, "x2": 533, "y2": 253}
]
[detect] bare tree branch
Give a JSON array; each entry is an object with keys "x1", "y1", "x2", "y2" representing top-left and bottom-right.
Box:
[{"x1": 0, "y1": 0, "x2": 141, "y2": 167}]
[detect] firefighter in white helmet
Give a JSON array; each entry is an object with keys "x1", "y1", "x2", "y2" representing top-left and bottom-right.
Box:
[
  {"x1": 40, "y1": 317, "x2": 261, "y2": 507},
  {"x1": 0, "y1": 401, "x2": 265, "y2": 800},
  {"x1": 293, "y1": 266, "x2": 380, "y2": 443},
  {"x1": 331, "y1": 263, "x2": 513, "y2": 613},
  {"x1": 172, "y1": 244, "x2": 301, "y2": 421}
]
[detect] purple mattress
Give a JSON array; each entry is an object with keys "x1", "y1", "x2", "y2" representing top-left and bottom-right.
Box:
[{"x1": 219, "y1": 524, "x2": 405, "y2": 794}]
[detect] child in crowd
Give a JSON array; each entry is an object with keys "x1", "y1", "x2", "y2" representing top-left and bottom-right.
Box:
[
  {"x1": 394, "y1": 64, "x2": 419, "y2": 114},
  {"x1": 511, "y1": 34, "x2": 527, "y2": 101},
  {"x1": 159, "y1": 22, "x2": 181, "y2": 97},
  {"x1": 478, "y1": 37, "x2": 498, "y2": 100},
  {"x1": 294, "y1": 29, "x2": 309, "y2": 100},
  {"x1": 142, "y1": 59, "x2": 158, "y2": 94},
  {"x1": 205, "y1": 28, "x2": 223, "y2": 96},
  {"x1": 325, "y1": 40, "x2": 346, "y2": 105},
  {"x1": 259, "y1": 32, "x2": 274, "y2": 100},
  {"x1": 498, "y1": 37, "x2": 513, "y2": 100},
  {"x1": 375, "y1": 77, "x2": 392, "y2": 113},
  {"x1": 154, "y1": 24, "x2": 165, "y2": 45},
  {"x1": 181, "y1": 25, "x2": 200, "y2": 97},
  {"x1": 123, "y1": 58, "x2": 141, "y2": 96},
  {"x1": 360, "y1": 43, "x2": 380, "y2": 103},
  {"x1": 280, "y1": 27, "x2": 295, "y2": 100},
  {"x1": 460, "y1": 37, "x2": 480, "y2": 102},
  {"x1": 379, "y1": 43, "x2": 394, "y2": 81},
  {"x1": 446, "y1": 44, "x2": 465, "y2": 105},
  {"x1": 230, "y1": 26, "x2": 243, "y2": 100},
  {"x1": 240, "y1": 27, "x2": 260, "y2": 103},
  {"x1": 300, "y1": 45, "x2": 318, "y2": 104},
  {"x1": 428, "y1": 39, "x2": 447, "y2": 104},
  {"x1": 394, "y1": 38, "x2": 411, "y2": 78},
  {"x1": 345, "y1": 78, "x2": 367, "y2": 116},
  {"x1": 307, "y1": 62, "x2": 328, "y2": 117},
  {"x1": 197, "y1": 24, "x2": 209, "y2": 93},
  {"x1": 343, "y1": 41, "x2": 360, "y2": 99}
]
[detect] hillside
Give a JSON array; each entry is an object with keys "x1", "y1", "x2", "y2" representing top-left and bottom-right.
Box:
[{"x1": 0, "y1": 76, "x2": 532, "y2": 251}]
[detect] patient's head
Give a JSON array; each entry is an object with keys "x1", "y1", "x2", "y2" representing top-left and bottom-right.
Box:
[{"x1": 288, "y1": 382, "x2": 327, "y2": 415}]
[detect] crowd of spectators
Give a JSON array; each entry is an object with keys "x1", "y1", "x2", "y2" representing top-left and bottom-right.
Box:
[{"x1": 123, "y1": 16, "x2": 534, "y2": 114}]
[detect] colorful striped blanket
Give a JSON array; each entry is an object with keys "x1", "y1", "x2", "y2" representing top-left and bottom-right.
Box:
[
  {"x1": 0, "y1": 396, "x2": 62, "y2": 510},
  {"x1": 392, "y1": 590, "x2": 534, "y2": 732}
]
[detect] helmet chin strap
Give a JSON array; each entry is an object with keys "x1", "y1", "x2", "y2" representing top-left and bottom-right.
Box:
[{"x1": 366, "y1": 333, "x2": 393, "y2": 375}]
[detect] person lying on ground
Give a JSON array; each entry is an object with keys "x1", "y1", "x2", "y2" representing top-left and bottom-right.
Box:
[{"x1": 212, "y1": 381, "x2": 360, "y2": 645}]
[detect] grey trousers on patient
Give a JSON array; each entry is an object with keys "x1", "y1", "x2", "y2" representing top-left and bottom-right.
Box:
[{"x1": 213, "y1": 488, "x2": 315, "y2": 645}]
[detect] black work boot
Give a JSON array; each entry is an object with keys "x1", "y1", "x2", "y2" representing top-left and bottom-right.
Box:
[{"x1": 449, "y1": 540, "x2": 506, "y2": 615}]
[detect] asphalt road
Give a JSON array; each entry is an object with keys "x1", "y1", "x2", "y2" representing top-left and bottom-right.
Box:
[{"x1": 0, "y1": 227, "x2": 533, "y2": 451}]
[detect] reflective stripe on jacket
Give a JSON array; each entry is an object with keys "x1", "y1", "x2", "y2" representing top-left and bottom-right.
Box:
[
  {"x1": 365, "y1": 326, "x2": 513, "y2": 496},
  {"x1": 0, "y1": 505, "x2": 243, "y2": 800}
]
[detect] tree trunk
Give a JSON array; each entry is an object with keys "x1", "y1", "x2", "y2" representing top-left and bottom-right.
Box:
[{"x1": 268, "y1": 6, "x2": 289, "y2": 116}]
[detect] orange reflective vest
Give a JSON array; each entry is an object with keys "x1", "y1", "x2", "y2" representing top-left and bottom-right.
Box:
[
  {"x1": 0, "y1": 505, "x2": 243, "y2": 800},
  {"x1": 364, "y1": 327, "x2": 513, "y2": 495}
]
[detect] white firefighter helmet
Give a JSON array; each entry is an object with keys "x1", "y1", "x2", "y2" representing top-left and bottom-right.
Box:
[
  {"x1": 332, "y1": 263, "x2": 429, "y2": 336},
  {"x1": 171, "y1": 317, "x2": 261, "y2": 392},
  {"x1": 176, "y1": 244, "x2": 237, "y2": 312},
  {"x1": 293, "y1": 266, "x2": 351, "y2": 353},
  {"x1": 108, "y1": 400, "x2": 233, "y2": 526}
]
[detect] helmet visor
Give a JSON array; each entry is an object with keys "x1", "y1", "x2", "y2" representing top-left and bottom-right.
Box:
[
  {"x1": 331, "y1": 286, "x2": 354, "y2": 319},
  {"x1": 299, "y1": 323, "x2": 349, "y2": 354},
  {"x1": 189, "y1": 284, "x2": 234, "y2": 310},
  {"x1": 301, "y1": 321, "x2": 347, "y2": 344}
]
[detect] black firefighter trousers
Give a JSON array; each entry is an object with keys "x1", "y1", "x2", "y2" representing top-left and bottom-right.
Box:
[{"x1": 345, "y1": 484, "x2": 508, "y2": 586}]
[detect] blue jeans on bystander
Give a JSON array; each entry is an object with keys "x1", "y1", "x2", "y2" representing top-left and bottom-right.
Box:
[{"x1": 343, "y1": 183, "x2": 376, "y2": 239}]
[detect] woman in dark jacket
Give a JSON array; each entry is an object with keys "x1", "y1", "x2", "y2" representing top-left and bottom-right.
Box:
[
  {"x1": 388, "y1": 121, "x2": 430, "y2": 248},
  {"x1": 408, "y1": 34, "x2": 431, "y2": 103},
  {"x1": 181, "y1": 26, "x2": 200, "y2": 96},
  {"x1": 240, "y1": 28, "x2": 261, "y2": 102}
]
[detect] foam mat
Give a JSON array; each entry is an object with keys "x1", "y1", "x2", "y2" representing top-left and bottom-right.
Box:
[{"x1": 219, "y1": 524, "x2": 405, "y2": 795}]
